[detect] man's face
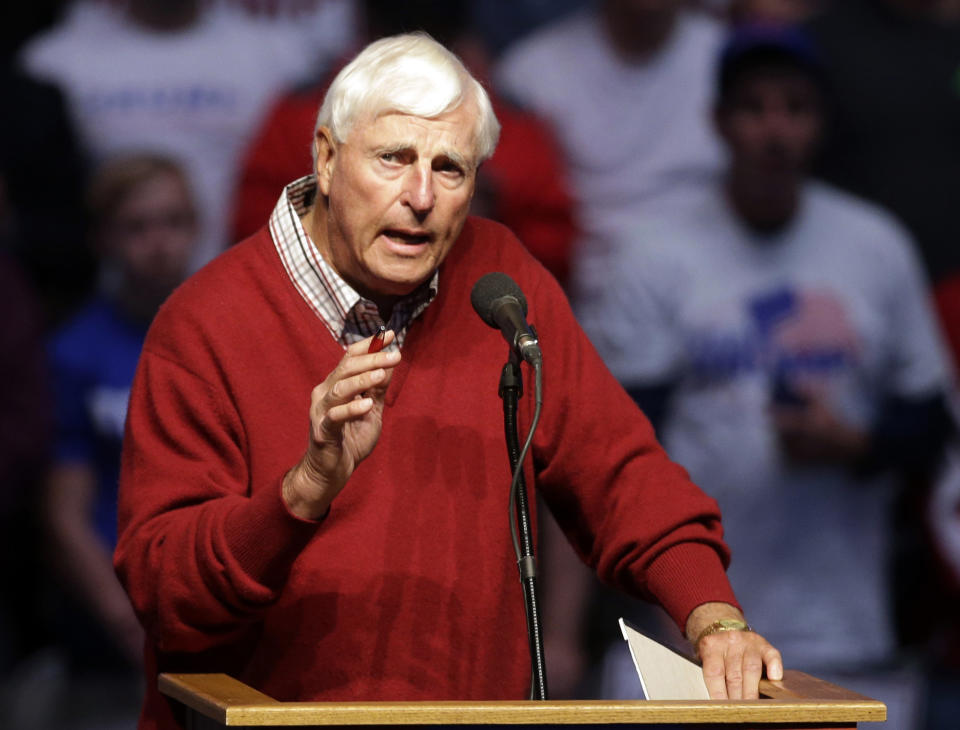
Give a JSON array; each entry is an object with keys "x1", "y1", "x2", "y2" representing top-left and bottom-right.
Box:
[
  {"x1": 314, "y1": 101, "x2": 479, "y2": 302},
  {"x1": 716, "y1": 70, "x2": 823, "y2": 182}
]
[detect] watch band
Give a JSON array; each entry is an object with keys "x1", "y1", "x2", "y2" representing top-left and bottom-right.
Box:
[{"x1": 695, "y1": 617, "x2": 753, "y2": 651}]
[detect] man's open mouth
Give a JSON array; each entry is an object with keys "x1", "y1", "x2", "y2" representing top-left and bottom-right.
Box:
[{"x1": 382, "y1": 229, "x2": 431, "y2": 245}]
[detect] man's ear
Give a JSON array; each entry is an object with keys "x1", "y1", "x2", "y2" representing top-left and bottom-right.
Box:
[{"x1": 314, "y1": 127, "x2": 337, "y2": 196}]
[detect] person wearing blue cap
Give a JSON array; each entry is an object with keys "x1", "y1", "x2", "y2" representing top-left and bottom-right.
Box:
[{"x1": 576, "y1": 23, "x2": 954, "y2": 728}]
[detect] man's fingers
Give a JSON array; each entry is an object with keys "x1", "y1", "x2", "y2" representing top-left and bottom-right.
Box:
[
  {"x1": 328, "y1": 397, "x2": 376, "y2": 423},
  {"x1": 312, "y1": 369, "x2": 389, "y2": 433},
  {"x1": 315, "y1": 397, "x2": 375, "y2": 441},
  {"x1": 700, "y1": 651, "x2": 728, "y2": 700},
  {"x1": 333, "y1": 349, "x2": 401, "y2": 384},
  {"x1": 764, "y1": 646, "x2": 784, "y2": 681},
  {"x1": 311, "y1": 369, "x2": 385, "y2": 439},
  {"x1": 741, "y1": 652, "x2": 764, "y2": 700},
  {"x1": 699, "y1": 632, "x2": 784, "y2": 701},
  {"x1": 346, "y1": 329, "x2": 398, "y2": 356},
  {"x1": 322, "y1": 350, "x2": 399, "y2": 406},
  {"x1": 722, "y1": 647, "x2": 745, "y2": 700},
  {"x1": 326, "y1": 368, "x2": 387, "y2": 404}
]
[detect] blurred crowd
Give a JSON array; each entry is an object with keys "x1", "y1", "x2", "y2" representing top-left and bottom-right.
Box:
[{"x1": 2, "y1": 0, "x2": 960, "y2": 728}]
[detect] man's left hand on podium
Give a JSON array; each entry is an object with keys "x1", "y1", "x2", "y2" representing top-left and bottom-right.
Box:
[{"x1": 686, "y1": 602, "x2": 783, "y2": 700}]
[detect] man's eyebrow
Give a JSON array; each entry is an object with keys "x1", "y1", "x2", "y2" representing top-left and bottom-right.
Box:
[
  {"x1": 372, "y1": 142, "x2": 475, "y2": 173},
  {"x1": 437, "y1": 149, "x2": 474, "y2": 173},
  {"x1": 373, "y1": 141, "x2": 415, "y2": 157}
]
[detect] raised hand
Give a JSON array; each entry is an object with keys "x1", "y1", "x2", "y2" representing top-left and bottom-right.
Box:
[{"x1": 282, "y1": 331, "x2": 400, "y2": 520}]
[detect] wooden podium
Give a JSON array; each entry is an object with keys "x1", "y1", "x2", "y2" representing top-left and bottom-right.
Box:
[{"x1": 160, "y1": 671, "x2": 886, "y2": 729}]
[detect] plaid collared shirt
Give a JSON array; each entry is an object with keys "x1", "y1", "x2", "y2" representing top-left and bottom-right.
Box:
[{"x1": 268, "y1": 176, "x2": 438, "y2": 350}]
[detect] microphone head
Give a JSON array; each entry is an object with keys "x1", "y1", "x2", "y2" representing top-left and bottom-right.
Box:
[{"x1": 470, "y1": 272, "x2": 528, "y2": 328}]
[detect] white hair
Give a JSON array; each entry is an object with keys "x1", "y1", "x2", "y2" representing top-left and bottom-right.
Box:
[{"x1": 314, "y1": 33, "x2": 500, "y2": 167}]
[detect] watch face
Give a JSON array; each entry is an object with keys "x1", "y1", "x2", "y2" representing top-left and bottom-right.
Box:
[{"x1": 718, "y1": 619, "x2": 749, "y2": 631}]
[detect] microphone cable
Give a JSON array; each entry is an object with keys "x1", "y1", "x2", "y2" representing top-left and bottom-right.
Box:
[{"x1": 508, "y1": 360, "x2": 542, "y2": 565}]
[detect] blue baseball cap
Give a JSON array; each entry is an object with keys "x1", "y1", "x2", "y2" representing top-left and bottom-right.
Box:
[{"x1": 717, "y1": 23, "x2": 825, "y2": 99}]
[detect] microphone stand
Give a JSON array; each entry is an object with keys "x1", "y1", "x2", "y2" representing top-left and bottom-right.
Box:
[{"x1": 499, "y1": 352, "x2": 548, "y2": 700}]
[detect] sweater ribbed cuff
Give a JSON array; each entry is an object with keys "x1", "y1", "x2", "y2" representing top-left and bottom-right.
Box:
[
  {"x1": 223, "y1": 481, "x2": 322, "y2": 590},
  {"x1": 644, "y1": 542, "x2": 740, "y2": 632}
]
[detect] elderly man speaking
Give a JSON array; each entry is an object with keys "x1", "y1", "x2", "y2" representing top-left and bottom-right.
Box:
[{"x1": 114, "y1": 33, "x2": 781, "y2": 730}]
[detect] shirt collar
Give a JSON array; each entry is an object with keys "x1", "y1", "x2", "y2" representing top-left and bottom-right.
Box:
[{"x1": 268, "y1": 176, "x2": 438, "y2": 349}]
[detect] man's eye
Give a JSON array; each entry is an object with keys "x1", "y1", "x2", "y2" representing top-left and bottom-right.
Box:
[
  {"x1": 438, "y1": 162, "x2": 463, "y2": 176},
  {"x1": 380, "y1": 150, "x2": 412, "y2": 165}
]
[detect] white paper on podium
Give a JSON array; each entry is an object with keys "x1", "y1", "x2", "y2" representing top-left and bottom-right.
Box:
[{"x1": 618, "y1": 618, "x2": 710, "y2": 700}]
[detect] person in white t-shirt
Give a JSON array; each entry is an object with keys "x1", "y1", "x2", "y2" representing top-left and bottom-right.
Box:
[
  {"x1": 577, "y1": 24, "x2": 955, "y2": 728},
  {"x1": 20, "y1": 0, "x2": 355, "y2": 272},
  {"x1": 495, "y1": 0, "x2": 725, "y2": 312}
]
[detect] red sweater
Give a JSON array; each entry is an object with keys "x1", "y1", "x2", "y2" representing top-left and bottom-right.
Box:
[{"x1": 115, "y1": 218, "x2": 737, "y2": 729}]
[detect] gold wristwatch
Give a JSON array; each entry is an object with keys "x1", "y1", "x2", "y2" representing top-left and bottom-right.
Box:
[{"x1": 695, "y1": 618, "x2": 753, "y2": 652}]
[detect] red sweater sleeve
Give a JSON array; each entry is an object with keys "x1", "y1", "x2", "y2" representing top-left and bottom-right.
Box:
[
  {"x1": 114, "y1": 337, "x2": 318, "y2": 654},
  {"x1": 521, "y1": 263, "x2": 738, "y2": 631}
]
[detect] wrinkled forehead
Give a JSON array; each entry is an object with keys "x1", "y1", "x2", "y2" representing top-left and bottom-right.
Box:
[{"x1": 349, "y1": 100, "x2": 483, "y2": 164}]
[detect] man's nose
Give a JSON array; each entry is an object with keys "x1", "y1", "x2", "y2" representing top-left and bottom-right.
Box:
[{"x1": 403, "y1": 164, "x2": 436, "y2": 214}]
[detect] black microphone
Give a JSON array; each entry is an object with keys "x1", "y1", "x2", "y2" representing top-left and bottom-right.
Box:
[{"x1": 470, "y1": 272, "x2": 542, "y2": 367}]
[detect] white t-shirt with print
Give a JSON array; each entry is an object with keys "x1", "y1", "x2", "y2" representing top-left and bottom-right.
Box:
[{"x1": 577, "y1": 178, "x2": 950, "y2": 671}]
